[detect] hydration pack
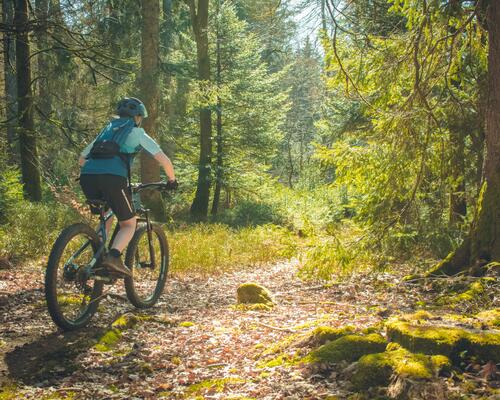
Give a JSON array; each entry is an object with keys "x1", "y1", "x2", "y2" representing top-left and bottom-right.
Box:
[{"x1": 89, "y1": 120, "x2": 134, "y2": 161}]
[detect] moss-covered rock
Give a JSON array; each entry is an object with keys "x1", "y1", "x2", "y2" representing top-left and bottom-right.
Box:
[
  {"x1": 237, "y1": 282, "x2": 273, "y2": 306},
  {"x1": 304, "y1": 334, "x2": 387, "y2": 364},
  {"x1": 404, "y1": 310, "x2": 433, "y2": 321},
  {"x1": 351, "y1": 345, "x2": 451, "y2": 391},
  {"x1": 386, "y1": 318, "x2": 500, "y2": 363},
  {"x1": 475, "y1": 308, "x2": 500, "y2": 327},
  {"x1": 304, "y1": 325, "x2": 356, "y2": 347}
]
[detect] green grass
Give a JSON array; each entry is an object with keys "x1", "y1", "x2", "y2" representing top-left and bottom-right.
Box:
[
  {"x1": 0, "y1": 200, "x2": 80, "y2": 261},
  {"x1": 169, "y1": 223, "x2": 298, "y2": 275}
]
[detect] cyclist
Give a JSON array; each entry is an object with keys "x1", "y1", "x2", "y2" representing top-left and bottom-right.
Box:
[{"x1": 78, "y1": 97, "x2": 176, "y2": 277}]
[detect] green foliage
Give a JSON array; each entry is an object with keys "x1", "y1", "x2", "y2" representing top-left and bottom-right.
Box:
[
  {"x1": 169, "y1": 223, "x2": 297, "y2": 275},
  {"x1": 216, "y1": 200, "x2": 285, "y2": 228},
  {"x1": 0, "y1": 168, "x2": 24, "y2": 223},
  {"x1": 0, "y1": 201, "x2": 80, "y2": 260}
]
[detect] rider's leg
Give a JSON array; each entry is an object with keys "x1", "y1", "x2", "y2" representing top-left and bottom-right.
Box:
[{"x1": 110, "y1": 216, "x2": 137, "y2": 253}]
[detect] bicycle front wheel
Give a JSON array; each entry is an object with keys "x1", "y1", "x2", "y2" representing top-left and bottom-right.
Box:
[
  {"x1": 45, "y1": 223, "x2": 104, "y2": 331},
  {"x1": 124, "y1": 224, "x2": 169, "y2": 308}
]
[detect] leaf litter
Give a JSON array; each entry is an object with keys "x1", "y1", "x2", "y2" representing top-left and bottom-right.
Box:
[{"x1": 0, "y1": 259, "x2": 498, "y2": 399}]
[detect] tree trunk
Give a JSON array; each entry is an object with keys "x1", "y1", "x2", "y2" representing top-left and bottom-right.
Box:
[
  {"x1": 429, "y1": 0, "x2": 500, "y2": 275},
  {"x1": 211, "y1": 0, "x2": 223, "y2": 216},
  {"x1": 448, "y1": 125, "x2": 467, "y2": 225},
  {"x1": 35, "y1": 0, "x2": 52, "y2": 119},
  {"x1": 286, "y1": 133, "x2": 294, "y2": 188},
  {"x1": 187, "y1": 0, "x2": 212, "y2": 220},
  {"x1": 211, "y1": 103, "x2": 223, "y2": 215},
  {"x1": 139, "y1": 0, "x2": 166, "y2": 220},
  {"x1": 15, "y1": 0, "x2": 42, "y2": 201},
  {"x1": 2, "y1": 0, "x2": 17, "y2": 162},
  {"x1": 321, "y1": 0, "x2": 327, "y2": 33}
]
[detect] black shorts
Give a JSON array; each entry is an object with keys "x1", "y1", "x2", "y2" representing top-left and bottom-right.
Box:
[{"x1": 80, "y1": 174, "x2": 134, "y2": 221}]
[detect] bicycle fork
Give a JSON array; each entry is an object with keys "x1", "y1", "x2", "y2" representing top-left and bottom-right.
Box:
[{"x1": 139, "y1": 209, "x2": 156, "y2": 269}]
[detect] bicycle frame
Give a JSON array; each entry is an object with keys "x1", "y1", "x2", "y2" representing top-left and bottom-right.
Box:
[{"x1": 64, "y1": 195, "x2": 157, "y2": 279}]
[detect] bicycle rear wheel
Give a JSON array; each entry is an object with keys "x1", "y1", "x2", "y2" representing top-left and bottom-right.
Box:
[
  {"x1": 45, "y1": 223, "x2": 104, "y2": 331},
  {"x1": 124, "y1": 224, "x2": 169, "y2": 308}
]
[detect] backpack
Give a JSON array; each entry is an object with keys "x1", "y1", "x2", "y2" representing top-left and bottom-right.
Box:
[
  {"x1": 88, "y1": 119, "x2": 134, "y2": 161},
  {"x1": 88, "y1": 119, "x2": 135, "y2": 184}
]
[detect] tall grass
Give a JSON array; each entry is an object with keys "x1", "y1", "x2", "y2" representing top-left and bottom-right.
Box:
[
  {"x1": 0, "y1": 201, "x2": 80, "y2": 261},
  {"x1": 169, "y1": 223, "x2": 298, "y2": 275}
]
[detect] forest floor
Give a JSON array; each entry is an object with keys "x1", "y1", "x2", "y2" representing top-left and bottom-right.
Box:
[{"x1": 0, "y1": 259, "x2": 498, "y2": 399}]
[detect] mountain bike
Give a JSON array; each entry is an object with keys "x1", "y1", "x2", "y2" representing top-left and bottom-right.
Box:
[{"x1": 45, "y1": 182, "x2": 172, "y2": 331}]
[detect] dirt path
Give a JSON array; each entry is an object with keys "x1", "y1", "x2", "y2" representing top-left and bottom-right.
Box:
[{"x1": 0, "y1": 261, "x2": 497, "y2": 399}]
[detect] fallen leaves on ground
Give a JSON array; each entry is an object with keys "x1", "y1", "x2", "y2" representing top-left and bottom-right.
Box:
[{"x1": 0, "y1": 259, "x2": 498, "y2": 399}]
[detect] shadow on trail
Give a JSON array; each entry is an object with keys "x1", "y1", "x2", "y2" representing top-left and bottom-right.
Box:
[
  {"x1": 5, "y1": 326, "x2": 106, "y2": 385},
  {"x1": 0, "y1": 288, "x2": 43, "y2": 309}
]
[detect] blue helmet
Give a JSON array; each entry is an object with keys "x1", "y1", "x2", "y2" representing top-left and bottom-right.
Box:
[{"x1": 116, "y1": 97, "x2": 148, "y2": 118}]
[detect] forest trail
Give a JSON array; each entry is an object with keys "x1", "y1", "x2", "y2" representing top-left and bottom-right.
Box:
[{"x1": 0, "y1": 261, "x2": 496, "y2": 399}]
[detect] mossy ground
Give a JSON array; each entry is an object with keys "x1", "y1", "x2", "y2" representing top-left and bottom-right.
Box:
[
  {"x1": 0, "y1": 383, "x2": 75, "y2": 400},
  {"x1": 303, "y1": 333, "x2": 387, "y2": 364},
  {"x1": 2, "y1": 260, "x2": 497, "y2": 399},
  {"x1": 0, "y1": 383, "x2": 18, "y2": 400},
  {"x1": 304, "y1": 325, "x2": 356, "y2": 347},
  {"x1": 436, "y1": 277, "x2": 495, "y2": 307},
  {"x1": 475, "y1": 308, "x2": 500, "y2": 327},
  {"x1": 94, "y1": 313, "x2": 144, "y2": 352},
  {"x1": 386, "y1": 314, "x2": 500, "y2": 363},
  {"x1": 232, "y1": 303, "x2": 274, "y2": 311},
  {"x1": 260, "y1": 324, "x2": 355, "y2": 357},
  {"x1": 351, "y1": 345, "x2": 451, "y2": 391},
  {"x1": 180, "y1": 377, "x2": 246, "y2": 398}
]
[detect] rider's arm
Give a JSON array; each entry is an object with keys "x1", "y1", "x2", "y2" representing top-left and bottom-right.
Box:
[
  {"x1": 154, "y1": 152, "x2": 176, "y2": 182},
  {"x1": 79, "y1": 140, "x2": 96, "y2": 167},
  {"x1": 139, "y1": 131, "x2": 176, "y2": 182}
]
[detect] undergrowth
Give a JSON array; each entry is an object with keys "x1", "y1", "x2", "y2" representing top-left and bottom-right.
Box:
[
  {"x1": 0, "y1": 200, "x2": 80, "y2": 261},
  {"x1": 169, "y1": 223, "x2": 298, "y2": 275}
]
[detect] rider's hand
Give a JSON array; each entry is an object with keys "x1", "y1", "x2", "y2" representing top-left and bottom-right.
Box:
[{"x1": 166, "y1": 179, "x2": 178, "y2": 190}]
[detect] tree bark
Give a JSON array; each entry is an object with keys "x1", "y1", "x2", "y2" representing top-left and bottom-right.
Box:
[
  {"x1": 187, "y1": 0, "x2": 212, "y2": 220},
  {"x1": 448, "y1": 124, "x2": 467, "y2": 225},
  {"x1": 429, "y1": 0, "x2": 500, "y2": 275},
  {"x1": 139, "y1": 0, "x2": 166, "y2": 220},
  {"x1": 15, "y1": 0, "x2": 42, "y2": 201},
  {"x1": 211, "y1": 0, "x2": 223, "y2": 216},
  {"x1": 2, "y1": 0, "x2": 17, "y2": 162},
  {"x1": 35, "y1": 0, "x2": 52, "y2": 118}
]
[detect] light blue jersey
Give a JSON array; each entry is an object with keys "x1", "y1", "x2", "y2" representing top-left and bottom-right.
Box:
[{"x1": 81, "y1": 118, "x2": 162, "y2": 178}]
